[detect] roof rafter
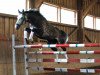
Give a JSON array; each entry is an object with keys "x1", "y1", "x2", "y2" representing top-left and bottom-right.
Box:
[{"x1": 82, "y1": 0, "x2": 98, "y2": 19}]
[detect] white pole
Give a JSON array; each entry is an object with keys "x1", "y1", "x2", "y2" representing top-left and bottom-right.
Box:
[
  {"x1": 24, "y1": 31, "x2": 29, "y2": 75},
  {"x1": 12, "y1": 34, "x2": 16, "y2": 75}
]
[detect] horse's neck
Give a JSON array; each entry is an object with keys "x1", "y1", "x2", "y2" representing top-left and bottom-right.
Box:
[
  {"x1": 30, "y1": 17, "x2": 44, "y2": 28},
  {"x1": 27, "y1": 13, "x2": 48, "y2": 30}
]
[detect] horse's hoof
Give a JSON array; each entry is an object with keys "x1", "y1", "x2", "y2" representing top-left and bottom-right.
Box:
[
  {"x1": 25, "y1": 39, "x2": 29, "y2": 44},
  {"x1": 31, "y1": 41, "x2": 34, "y2": 44},
  {"x1": 57, "y1": 62, "x2": 60, "y2": 64},
  {"x1": 29, "y1": 39, "x2": 34, "y2": 43}
]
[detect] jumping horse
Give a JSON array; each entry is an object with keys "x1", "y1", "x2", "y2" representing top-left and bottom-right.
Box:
[{"x1": 15, "y1": 9, "x2": 68, "y2": 60}]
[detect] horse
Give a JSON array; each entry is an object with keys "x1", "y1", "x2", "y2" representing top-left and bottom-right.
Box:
[{"x1": 15, "y1": 9, "x2": 68, "y2": 60}]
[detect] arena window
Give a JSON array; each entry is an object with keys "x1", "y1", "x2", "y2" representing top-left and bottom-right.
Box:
[
  {"x1": 0, "y1": 0, "x2": 25, "y2": 15},
  {"x1": 61, "y1": 8, "x2": 77, "y2": 25},
  {"x1": 40, "y1": 3, "x2": 57, "y2": 22},
  {"x1": 84, "y1": 15, "x2": 94, "y2": 29},
  {"x1": 95, "y1": 17, "x2": 100, "y2": 30}
]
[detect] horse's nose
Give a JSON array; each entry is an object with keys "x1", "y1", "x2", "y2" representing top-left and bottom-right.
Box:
[{"x1": 15, "y1": 24, "x2": 20, "y2": 30}]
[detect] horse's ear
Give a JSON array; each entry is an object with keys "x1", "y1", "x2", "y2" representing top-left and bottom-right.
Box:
[
  {"x1": 22, "y1": 9, "x2": 24, "y2": 13},
  {"x1": 18, "y1": 9, "x2": 22, "y2": 14}
]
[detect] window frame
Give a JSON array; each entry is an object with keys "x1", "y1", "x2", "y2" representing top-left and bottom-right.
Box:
[
  {"x1": 40, "y1": 2, "x2": 77, "y2": 25},
  {"x1": 60, "y1": 7, "x2": 77, "y2": 25}
]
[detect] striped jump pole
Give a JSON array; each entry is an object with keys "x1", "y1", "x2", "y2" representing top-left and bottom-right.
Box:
[
  {"x1": 29, "y1": 58, "x2": 100, "y2": 63},
  {"x1": 14, "y1": 43, "x2": 100, "y2": 48},
  {"x1": 29, "y1": 50, "x2": 100, "y2": 54},
  {"x1": 31, "y1": 67, "x2": 100, "y2": 73}
]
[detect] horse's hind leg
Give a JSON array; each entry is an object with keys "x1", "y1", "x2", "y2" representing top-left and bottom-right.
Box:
[
  {"x1": 47, "y1": 39, "x2": 58, "y2": 51},
  {"x1": 47, "y1": 39, "x2": 59, "y2": 62},
  {"x1": 59, "y1": 38, "x2": 66, "y2": 51},
  {"x1": 58, "y1": 33, "x2": 68, "y2": 60},
  {"x1": 59, "y1": 39, "x2": 68, "y2": 60}
]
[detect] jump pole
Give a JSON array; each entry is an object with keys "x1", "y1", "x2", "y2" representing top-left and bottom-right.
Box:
[
  {"x1": 28, "y1": 50, "x2": 100, "y2": 54},
  {"x1": 28, "y1": 58, "x2": 100, "y2": 63},
  {"x1": 31, "y1": 67, "x2": 100, "y2": 73},
  {"x1": 24, "y1": 34, "x2": 29, "y2": 75},
  {"x1": 14, "y1": 43, "x2": 100, "y2": 48},
  {"x1": 12, "y1": 34, "x2": 29, "y2": 75},
  {"x1": 12, "y1": 34, "x2": 16, "y2": 75}
]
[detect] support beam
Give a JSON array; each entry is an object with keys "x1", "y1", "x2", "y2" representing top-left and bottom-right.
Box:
[
  {"x1": 27, "y1": 0, "x2": 44, "y2": 9},
  {"x1": 25, "y1": 0, "x2": 28, "y2": 9},
  {"x1": 68, "y1": 28, "x2": 78, "y2": 37},
  {"x1": 77, "y1": 0, "x2": 84, "y2": 43},
  {"x1": 34, "y1": 0, "x2": 44, "y2": 9},
  {"x1": 82, "y1": 0, "x2": 98, "y2": 19},
  {"x1": 85, "y1": 34, "x2": 92, "y2": 42},
  {"x1": 29, "y1": 0, "x2": 35, "y2": 8}
]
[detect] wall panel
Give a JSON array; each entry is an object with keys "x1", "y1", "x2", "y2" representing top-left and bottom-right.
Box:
[
  {"x1": 5, "y1": 18, "x2": 10, "y2": 37},
  {"x1": 85, "y1": 28, "x2": 100, "y2": 43}
]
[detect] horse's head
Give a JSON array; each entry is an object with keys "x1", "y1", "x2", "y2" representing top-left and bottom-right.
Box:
[{"x1": 15, "y1": 9, "x2": 26, "y2": 30}]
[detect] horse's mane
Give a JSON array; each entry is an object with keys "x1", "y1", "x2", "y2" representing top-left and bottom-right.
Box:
[
  {"x1": 24, "y1": 9, "x2": 48, "y2": 27},
  {"x1": 24, "y1": 9, "x2": 44, "y2": 18}
]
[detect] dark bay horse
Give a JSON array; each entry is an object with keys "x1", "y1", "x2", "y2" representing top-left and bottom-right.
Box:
[{"x1": 15, "y1": 9, "x2": 68, "y2": 52}]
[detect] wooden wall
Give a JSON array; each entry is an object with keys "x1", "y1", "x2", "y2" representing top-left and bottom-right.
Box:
[{"x1": 0, "y1": 13, "x2": 25, "y2": 41}]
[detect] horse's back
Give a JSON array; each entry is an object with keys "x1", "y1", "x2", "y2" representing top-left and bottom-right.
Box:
[{"x1": 42, "y1": 23, "x2": 59, "y2": 39}]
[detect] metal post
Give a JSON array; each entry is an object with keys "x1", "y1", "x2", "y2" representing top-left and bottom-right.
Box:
[
  {"x1": 24, "y1": 31, "x2": 29, "y2": 75},
  {"x1": 12, "y1": 34, "x2": 16, "y2": 75}
]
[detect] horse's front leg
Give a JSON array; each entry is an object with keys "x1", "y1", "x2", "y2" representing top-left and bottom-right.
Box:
[
  {"x1": 24, "y1": 27, "x2": 31, "y2": 44},
  {"x1": 28, "y1": 30, "x2": 34, "y2": 43}
]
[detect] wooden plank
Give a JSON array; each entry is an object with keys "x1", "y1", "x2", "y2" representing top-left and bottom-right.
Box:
[
  {"x1": 0, "y1": 17, "x2": 3, "y2": 34},
  {"x1": 9, "y1": 18, "x2": 14, "y2": 38},
  {"x1": 68, "y1": 28, "x2": 78, "y2": 38},
  {"x1": 5, "y1": 18, "x2": 10, "y2": 37},
  {"x1": 2, "y1": 17, "x2": 5, "y2": 35}
]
